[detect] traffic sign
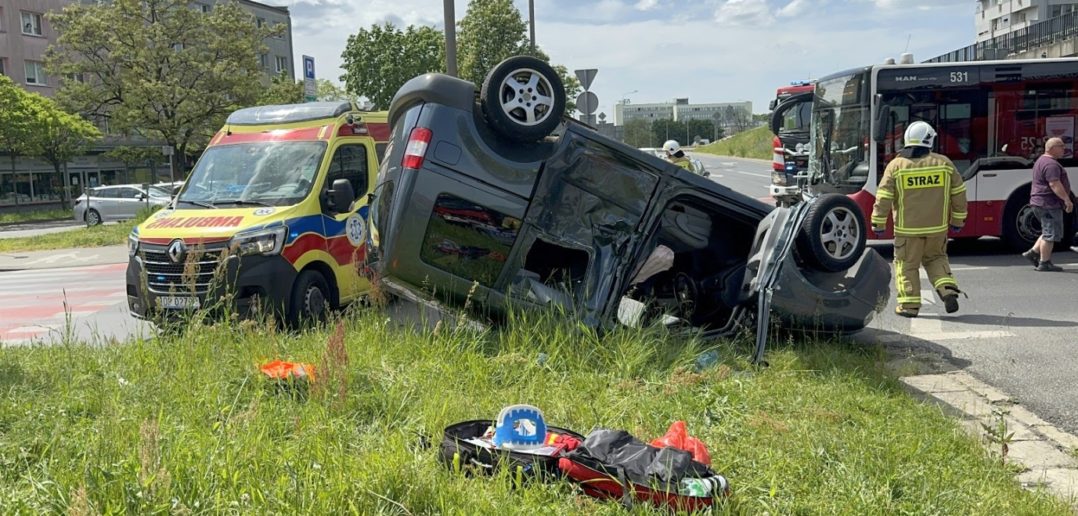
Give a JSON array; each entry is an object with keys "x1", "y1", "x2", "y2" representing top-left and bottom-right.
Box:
[
  {"x1": 574, "y1": 69, "x2": 598, "y2": 91},
  {"x1": 302, "y1": 55, "x2": 316, "y2": 102},
  {"x1": 576, "y1": 91, "x2": 598, "y2": 115}
]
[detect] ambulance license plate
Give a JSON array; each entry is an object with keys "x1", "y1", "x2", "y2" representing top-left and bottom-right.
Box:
[{"x1": 157, "y1": 296, "x2": 200, "y2": 310}]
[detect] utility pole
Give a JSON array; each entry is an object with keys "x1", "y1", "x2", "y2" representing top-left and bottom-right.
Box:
[
  {"x1": 529, "y1": 0, "x2": 536, "y2": 51},
  {"x1": 444, "y1": 0, "x2": 457, "y2": 77}
]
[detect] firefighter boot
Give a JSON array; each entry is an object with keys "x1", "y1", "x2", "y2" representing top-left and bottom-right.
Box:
[
  {"x1": 941, "y1": 286, "x2": 961, "y2": 314},
  {"x1": 895, "y1": 305, "x2": 920, "y2": 318}
]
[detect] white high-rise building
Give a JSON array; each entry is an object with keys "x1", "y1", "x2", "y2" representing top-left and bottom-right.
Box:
[{"x1": 975, "y1": 0, "x2": 1078, "y2": 42}]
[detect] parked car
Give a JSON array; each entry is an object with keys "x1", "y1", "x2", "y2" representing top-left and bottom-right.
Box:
[
  {"x1": 154, "y1": 181, "x2": 186, "y2": 196},
  {"x1": 73, "y1": 184, "x2": 172, "y2": 225},
  {"x1": 368, "y1": 57, "x2": 890, "y2": 360}
]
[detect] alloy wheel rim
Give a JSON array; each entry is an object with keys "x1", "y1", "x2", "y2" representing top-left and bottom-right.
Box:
[{"x1": 499, "y1": 68, "x2": 555, "y2": 127}]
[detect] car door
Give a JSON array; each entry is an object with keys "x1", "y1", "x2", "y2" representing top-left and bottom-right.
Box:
[
  {"x1": 115, "y1": 187, "x2": 144, "y2": 219},
  {"x1": 323, "y1": 142, "x2": 373, "y2": 301},
  {"x1": 91, "y1": 187, "x2": 117, "y2": 219}
]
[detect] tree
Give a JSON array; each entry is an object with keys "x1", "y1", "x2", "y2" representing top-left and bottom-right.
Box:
[
  {"x1": 25, "y1": 95, "x2": 101, "y2": 205},
  {"x1": 459, "y1": 1, "x2": 581, "y2": 116},
  {"x1": 458, "y1": 0, "x2": 530, "y2": 85},
  {"x1": 316, "y1": 79, "x2": 351, "y2": 102},
  {"x1": 258, "y1": 72, "x2": 304, "y2": 105},
  {"x1": 47, "y1": 0, "x2": 280, "y2": 180},
  {"x1": 340, "y1": 23, "x2": 444, "y2": 109},
  {"x1": 651, "y1": 119, "x2": 687, "y2": 146},
  {"x1": 0, "y1": 77, "x2": 37, "y2": 204},
  {"x1": 623, "y1": 118, "x2": 652, "y2": 148}
]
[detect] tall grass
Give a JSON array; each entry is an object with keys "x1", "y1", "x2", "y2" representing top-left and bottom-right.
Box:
[
  {"x1": 0, "y1": 305, "x2": 1068, "y2": 514},
  {"x1": 0, "y1": 207, "x2": 71, "y2": 226},
  {"x1": 696, "y1": 126, "x2": 774, "y2": 160}
]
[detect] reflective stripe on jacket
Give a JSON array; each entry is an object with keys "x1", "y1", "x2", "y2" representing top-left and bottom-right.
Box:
[{"x1": 871, "y1": 152, "x2": 968, "y2": 237}]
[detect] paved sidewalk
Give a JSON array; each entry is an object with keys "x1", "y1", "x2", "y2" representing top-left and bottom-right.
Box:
[
  {"x1": 0, "y1": 245, "x2": 127, "y2": 271},
  {"x1": 902, "y1": 371, "x2": 1078, "y2": 504},
  {"x1": 0, "y1": 219, "x2": 83, "y2": 239}
]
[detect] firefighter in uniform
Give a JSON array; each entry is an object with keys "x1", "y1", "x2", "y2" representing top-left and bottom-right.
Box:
[
  {"x1": 663, "y1": 140, "x2": 694, "y2": 171},
  {"x1": 871, "y1": 121, "x2": 968, "y2": 318}
]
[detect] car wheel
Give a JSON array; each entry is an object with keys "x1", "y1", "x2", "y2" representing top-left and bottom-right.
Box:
[
  {"x1": 480, "y1": 56, "x2": 566, "y2": 142},
  {"x1": 796, "y1": 193, "x2": 866, "y2": 272},
  {"x1": 85, "y1": 208, "x2": 102, "y2": 226},
  {"x1": 287, "y1": 270, "x2": 330, "y2": 328}
]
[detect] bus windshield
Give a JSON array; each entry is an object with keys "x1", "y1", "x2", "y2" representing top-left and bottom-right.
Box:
[
  {"x1": 810, "y1": 71, "x2": 870, "y2": 188},
  {"x1": 177, "y1": 141, "x2": 326, "y2": 208}
]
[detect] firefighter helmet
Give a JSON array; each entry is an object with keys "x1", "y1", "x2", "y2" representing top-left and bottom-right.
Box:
[
  {"x1": 904, "y1": 121, "x2": 937, "y2": 149},
  {"x1": 662, "y1": 140, "x2": 681, "y2": 155}
]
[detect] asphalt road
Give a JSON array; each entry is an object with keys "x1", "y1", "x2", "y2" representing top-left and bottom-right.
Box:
[
  {"x1": 0, "y1": 263, "x2": 151, "y2": 345},
  {"x1": 690, "y1": 151, "x2": 1078, "y2": 436}
]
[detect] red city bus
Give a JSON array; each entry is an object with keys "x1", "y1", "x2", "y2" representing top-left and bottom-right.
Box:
[
  {"x1": 807, "y1": 57, "x2": 1078, "y2": 251},
  {"x1": 768, "y1": 82, "x2": 814, "y2": 206}
]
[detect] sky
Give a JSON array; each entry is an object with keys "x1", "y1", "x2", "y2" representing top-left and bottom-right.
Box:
[{"x1": 276, "y1": 0, "x2": 975, "y2": 118}]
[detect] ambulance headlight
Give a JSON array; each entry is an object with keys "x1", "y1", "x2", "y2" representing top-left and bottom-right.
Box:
[
  {"x1": 128, "y1": 233, "x2": 139, "y2": 257},
  {"x1": 231, "y1": 226, "x2": 287, "y2": 256}
]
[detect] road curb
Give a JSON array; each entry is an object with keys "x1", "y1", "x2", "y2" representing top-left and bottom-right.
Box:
[{"x1": 901, "y1": 371, "x2": 1078, "y2": 505}]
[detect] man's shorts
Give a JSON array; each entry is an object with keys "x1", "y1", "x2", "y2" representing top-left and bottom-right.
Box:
[{"x1": 1034, "y1": 206, "x2": 1065, "y2": 242}]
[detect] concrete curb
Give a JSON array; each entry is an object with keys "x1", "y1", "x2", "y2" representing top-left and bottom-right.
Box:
[{"x1": 901, "y1": 371, "x2": 1078, "y2": 505}]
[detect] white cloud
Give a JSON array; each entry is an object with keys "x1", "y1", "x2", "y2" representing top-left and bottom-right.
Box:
[
  {"x1": 634, "y1": 0, "x2": 660, "y2": 10},
  {"x1": 777, "y1": 0, "x2": 811, "y2": 18},
  {"x1": 713, "y1": 0, "x2": 774, "y2": 26}
]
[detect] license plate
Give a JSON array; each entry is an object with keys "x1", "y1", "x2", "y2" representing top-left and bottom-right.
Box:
[{"x1": 157, "y1": 296, "x2": 200, "y2": 310}]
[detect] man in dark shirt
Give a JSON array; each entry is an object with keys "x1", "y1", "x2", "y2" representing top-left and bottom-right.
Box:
[{"x1": 1021, "y1": 138, "x2": 1073, "y2": 271}]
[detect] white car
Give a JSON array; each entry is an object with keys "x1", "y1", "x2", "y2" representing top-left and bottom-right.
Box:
[{"x1": 73, "y1": 184, "x2": 172, "y2": 225}]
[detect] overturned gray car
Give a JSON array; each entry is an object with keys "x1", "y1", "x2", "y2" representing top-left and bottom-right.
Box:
[{"x1": 366, "y1": 57, "x2": 890, "y2": 359}]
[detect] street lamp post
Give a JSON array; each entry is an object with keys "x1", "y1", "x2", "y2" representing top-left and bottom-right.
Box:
[
  {"x1": 444, "y1": 0, "x2": 457, "y2": 76},
  {"x1": 529, "y1": 0, "x2": 535, "y2": 51}
]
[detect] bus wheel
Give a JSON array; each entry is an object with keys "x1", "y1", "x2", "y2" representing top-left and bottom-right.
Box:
[
  {"x1": 287, "y1": 270, "x2": 329, "y2": 328},
  {"x1": 1003, "y1": 191, "x2": 1039, "y2": 252},
  {"x1": 797, "y1": 194, "x2": 866, "y2": 272}
]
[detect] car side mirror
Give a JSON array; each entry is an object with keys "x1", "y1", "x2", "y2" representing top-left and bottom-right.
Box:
[{"x1": 328, "y1": 179, "x2": 355, "y2": 212}]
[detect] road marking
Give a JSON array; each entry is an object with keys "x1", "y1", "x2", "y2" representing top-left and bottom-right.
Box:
[{"x1": 735, "y1": 171, "x2": 771, "y2": 178}]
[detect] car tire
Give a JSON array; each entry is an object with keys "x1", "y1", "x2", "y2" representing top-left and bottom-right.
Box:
[
  {"x1": 85, "y1": 208, "x2": 102, "y2": 226},
  {"x1": 480, "y1": 56, "x2": 566, "y2": 142},
  {"x1": 796, "y1": 194, "x2": 866, "y2": 272},
  {"x1": 287, "y1": 270, "x2": 330, "y2": 328}
]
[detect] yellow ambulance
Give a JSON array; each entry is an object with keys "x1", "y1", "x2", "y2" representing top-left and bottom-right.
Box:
[{"x1": 125, "y1": 102, "x2": 389, "y2": 325}]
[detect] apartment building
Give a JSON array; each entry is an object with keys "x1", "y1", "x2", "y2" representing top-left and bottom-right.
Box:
[
  {"x1": 0, "y1": 0, "x2": 294, "y2": 210},
  {"x1": 976, "y1": 0, "x2": 1078, "y2": 42}
]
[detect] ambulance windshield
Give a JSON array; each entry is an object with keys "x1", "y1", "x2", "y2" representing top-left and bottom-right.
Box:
[{"x1": 177, "y1": 141, "x2": 326, "y2": 208}]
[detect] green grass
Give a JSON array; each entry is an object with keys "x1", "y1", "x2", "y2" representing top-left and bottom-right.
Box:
[
  {"x1": 696, "y1": 126, "x2": 775, "y2": 161},
  {"x1": 0, "y1": 220, "x2": 134, "y2": 253},
  {"x1": 0, "y1": 306, "x2": 1067, "y2": 514},
  {"x1": 0, "y1": 207, "x2": 71, "y2": 226}
]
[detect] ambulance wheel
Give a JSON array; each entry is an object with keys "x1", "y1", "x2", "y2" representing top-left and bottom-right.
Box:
[
  {"x1": 85, "y1": 208, "x2": 102, "y2": 226},
  {"x1": 797, "y1": 194, "x2": 865, "y2": 273},
  {"x1": 480, "y1": 56, "x2": 565, "y2": 142},
  {"x1": 288, "y1": 270, "x2": 329, "y2": 327}
]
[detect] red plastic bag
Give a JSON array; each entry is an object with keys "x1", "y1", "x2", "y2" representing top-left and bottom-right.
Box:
[{"x1": 650, "y1": 421, "x2": 711, "y2": 465}]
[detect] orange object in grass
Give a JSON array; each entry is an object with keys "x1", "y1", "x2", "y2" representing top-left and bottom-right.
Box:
[{"x1": 260, "y1": 360, "x2": 315, "y2": 381}]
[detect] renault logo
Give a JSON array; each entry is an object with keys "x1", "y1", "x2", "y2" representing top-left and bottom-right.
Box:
[{"x1": 167, "y1": 239, "x2": 187, "y2": 263}]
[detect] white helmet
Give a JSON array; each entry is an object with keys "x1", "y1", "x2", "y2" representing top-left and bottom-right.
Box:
[
  {"x1": 904, "y1": 121, "x2": 937, "y2": 148},
  {"x1": 662, "y1": 140, "x2": 681, "y2": 155}
]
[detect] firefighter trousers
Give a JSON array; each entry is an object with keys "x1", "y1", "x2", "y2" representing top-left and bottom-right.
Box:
[{"x1": 893, "y1": 233, "x2": 958, "y2": 309}]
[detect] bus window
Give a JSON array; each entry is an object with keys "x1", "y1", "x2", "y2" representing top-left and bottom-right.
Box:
[
  {"x1": 991, "y1": 81, "x2": 1078, "y2": 165},
  {"x1": 879, "y1": 89, "x2": 987, "y2": 175}
]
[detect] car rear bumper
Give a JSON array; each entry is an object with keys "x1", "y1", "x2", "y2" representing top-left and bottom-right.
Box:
[{"x1": 770, "y1": 248, "x2": 890, "y2": 332}]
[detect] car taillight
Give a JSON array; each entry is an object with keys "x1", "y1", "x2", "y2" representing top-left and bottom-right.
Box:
[{"x1": 402, "y1": 127, "x2": 432, "y2": 169}]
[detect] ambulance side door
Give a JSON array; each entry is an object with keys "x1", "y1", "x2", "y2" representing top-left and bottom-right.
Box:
[{"x1": 324, "y1": 140, "x2": 373, "y2": 300}]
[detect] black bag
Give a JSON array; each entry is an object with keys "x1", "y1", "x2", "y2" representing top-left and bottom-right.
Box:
[{"x1": 439, "y1": 420, "x2": 585, "y2": 480}]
